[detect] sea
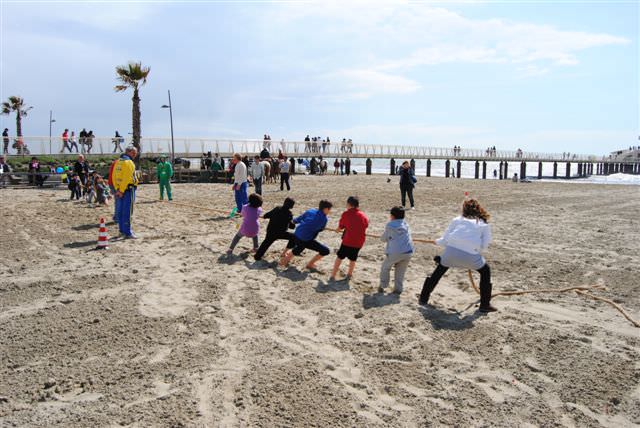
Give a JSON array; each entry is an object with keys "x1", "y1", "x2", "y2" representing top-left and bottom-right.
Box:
[{"x1": 191, "y1": 158, "x2": 640, "y2": 186}]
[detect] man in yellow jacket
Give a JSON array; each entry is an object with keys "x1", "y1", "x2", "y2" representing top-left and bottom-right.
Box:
[{"x1": 113, "y1": 146, "x2": 139, "y2": 239}]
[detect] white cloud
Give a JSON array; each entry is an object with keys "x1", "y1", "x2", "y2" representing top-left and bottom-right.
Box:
[
  {"x1": 269, "y1": 2, "x2": 630, "y2": 72},
  {"x1": 314, "y1": 69, "x2": 421, "y2": 101}
]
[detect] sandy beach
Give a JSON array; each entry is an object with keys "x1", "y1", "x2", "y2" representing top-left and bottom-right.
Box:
[{"x1": 1, "y1": 175, "x2": 639, "y2": 427}]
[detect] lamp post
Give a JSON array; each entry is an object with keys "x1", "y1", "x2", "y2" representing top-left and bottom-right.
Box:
[
  {"x1": 49, "y1": 110, "x2": 56, "y2": 155},
  {"x1": 161, "y1": 90, "x2": 175, "y2": 162}
]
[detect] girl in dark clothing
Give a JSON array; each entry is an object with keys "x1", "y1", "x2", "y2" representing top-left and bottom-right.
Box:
[
  {"x1": 399, "y1": 161, "x2": 415, "y2": 209},
  {"x1": 254, "y1": 197, "x2": 296, "y2": 261}
]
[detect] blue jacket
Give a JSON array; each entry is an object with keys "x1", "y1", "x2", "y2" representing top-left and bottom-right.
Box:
[
  {"x1": 381, "y1": 219, "x2": 414, "y2": 255},
  {"x1": 293, "y1": 208, "x2": 328, "y2": 241}
]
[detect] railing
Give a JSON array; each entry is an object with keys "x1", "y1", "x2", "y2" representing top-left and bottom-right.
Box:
[{"x1": 2, "y1": 136, "x2": 628, "y2": 163}]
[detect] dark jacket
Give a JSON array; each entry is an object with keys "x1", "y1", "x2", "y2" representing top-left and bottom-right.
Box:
[
  {"x1": 264, "y1": 206, "x2": 295, "y2": 236},
  {"x1": 399, "y1": 167, "x2": 415, "y2": 189}
]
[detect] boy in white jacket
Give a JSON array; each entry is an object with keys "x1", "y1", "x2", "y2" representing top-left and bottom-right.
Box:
[{"x1": 419, "y1": 199, "x2": 497, "y2": 312}]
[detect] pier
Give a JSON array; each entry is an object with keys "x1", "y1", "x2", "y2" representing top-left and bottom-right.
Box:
[{"x1": 5, "y1": 136, "x2": 640, "y2": 178}]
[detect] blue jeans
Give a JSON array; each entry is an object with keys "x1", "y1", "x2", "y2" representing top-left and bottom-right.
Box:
[
  {"x1": 117, "y1": 187, "x2": 136, "y2": 236},
  {"x1": 110, "y1": 185, "x2": 119, "y2": 222},
  {"x1": 234, "y1": 182, "x2": 248, "y2": 212}
]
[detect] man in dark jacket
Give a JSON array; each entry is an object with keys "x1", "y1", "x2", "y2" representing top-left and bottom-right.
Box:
[{"x1": 399, "y1": 161, "x2": 415, "y2": 209}]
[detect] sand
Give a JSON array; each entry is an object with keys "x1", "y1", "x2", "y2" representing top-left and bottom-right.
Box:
[{"x1": 1, "y1": 175, "x2": 639, "y2": 427}]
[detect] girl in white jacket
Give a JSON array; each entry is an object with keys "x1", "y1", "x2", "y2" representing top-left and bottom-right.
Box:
[{"x1": 419, "y1": 199, "x2": 497, "y2": 312}]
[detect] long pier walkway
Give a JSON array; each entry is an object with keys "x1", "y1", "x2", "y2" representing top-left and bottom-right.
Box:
[{"x1": 6, "y1": 136, "x2": 640, "y2": 178}]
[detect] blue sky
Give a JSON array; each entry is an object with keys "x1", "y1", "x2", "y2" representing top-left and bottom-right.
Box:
[{"x1": 0, "y1": 1, "x2": 637, "y2": 155}]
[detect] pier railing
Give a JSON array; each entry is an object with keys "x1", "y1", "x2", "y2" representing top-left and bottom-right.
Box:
[{"x1": 2, "y1": 135, "x2": 626, "y2": 163}]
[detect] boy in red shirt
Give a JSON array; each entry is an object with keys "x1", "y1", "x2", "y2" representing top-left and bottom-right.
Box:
[{"x1": 330, "y1": 196, "x2": 369, "y2": 281}]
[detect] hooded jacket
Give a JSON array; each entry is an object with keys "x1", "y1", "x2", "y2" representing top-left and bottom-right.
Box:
[{"x1": 381, "y1": 219, "x2": 414, "y2": 255}]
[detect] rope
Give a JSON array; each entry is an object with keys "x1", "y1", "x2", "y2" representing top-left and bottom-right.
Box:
[
  {"x1": 136, "y1": 192, "x2": 638, "y2": 328},
  {"x1": 466, "y1": 271, "x2": 638, "y2": 328}
]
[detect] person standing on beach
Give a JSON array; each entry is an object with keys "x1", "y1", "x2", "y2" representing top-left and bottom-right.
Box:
[
  {"x1": 113, "y1": 146, "x2": 139, "y2": 238},
  {"x1": 3, "y1": 128, "x2": 10, "y2": 154},
  {"x1": 280, "y1": 156, "x2": 291, "y2": 191},
  {"x1": 330, "y1": 196, "x2": 369, "y2": 281},
  {"x1": 250, "y1": 154, "x2": 264, "y2": 195},
  {"x1": 0, "y1": 155, "x2": 11, "y2": 188},
  {"x1": 107, "y1": 157, "x2": 119, "y2": 223},
  {"x1": 74, "y1": 155, "x2": 90, "y2": 196},
  {"x1": 280, "y1": 200, "x2": 333, "y2": 270},
  {"x1": 254, "y1": 197, "x2": 296, "y2": 261},
  {"x1": 345, "y1": 157, "x2": 351, "y2": 176},
  {"x1": 157, "y1": 154, "x2": 173, "y2": 201},
  {"x1": 231, "y1": 153, "x2": 249, "y2": 213},
  {"x1": 399, "y1": 161, "x2": 416, "y2": 210},
  {"x1": 419, "y1": 199, "x2": 496, "y2": 312}
]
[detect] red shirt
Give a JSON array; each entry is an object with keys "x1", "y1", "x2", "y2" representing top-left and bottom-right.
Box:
[{"x1": 339, "y1": 208, "x2": 369, "y2": 249}]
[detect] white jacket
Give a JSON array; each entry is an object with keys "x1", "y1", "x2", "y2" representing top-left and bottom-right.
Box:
[
  {"x1": 250, "y1": 162, "x2": 263, "y2": 180},
  {"x1": 234, "y1": 161, "x2": 247, "y2": 184},
  {"x1": 436, "y1": 216, "x2": 492, "y2": 255}
]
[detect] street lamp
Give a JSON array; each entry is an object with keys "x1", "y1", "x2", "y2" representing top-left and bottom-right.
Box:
[
  {"x1": 49, "y1": 110, "x2": 56, "y2": 155},
  {"x1": 161, "y1": 89, "x2": 175, "y2": 162}
]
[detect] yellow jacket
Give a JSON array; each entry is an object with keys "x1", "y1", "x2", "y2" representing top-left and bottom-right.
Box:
[{"x1": 113, "y1": 156, "x2": 138, "y2": 193}]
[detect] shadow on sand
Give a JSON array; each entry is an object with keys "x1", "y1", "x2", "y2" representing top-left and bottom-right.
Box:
[
  {"x1": 315, "y1": 279, "x2": 350, "y2": 293},
  {"x1": 362, "y1": 292, "x2": 400, "y2": 309},
  {"x1": 63, "y1": 240, "x2": 97, "y2": 249},
  {"x1": 419, "y1": 305, "x2": 482, "y2": 331}
]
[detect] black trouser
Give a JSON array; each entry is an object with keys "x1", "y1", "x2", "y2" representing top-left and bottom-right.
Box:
[
  {"x1": 420, "y1": 263, "x2": 492, "y2": 308},
  {"x1": 401, "y1": 187, "x2": 414, "y2": 208},
  {"x1": 254, "y1": 231, "x2": 294, "y2": 260},
  {"x1": 280, "y1": 173, "x2": 290, "y2": 191},
  {"x1": 70, "y1": 186, "x2": 81, "y2": 200}
]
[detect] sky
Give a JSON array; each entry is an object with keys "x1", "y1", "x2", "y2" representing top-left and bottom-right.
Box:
[{"x1": 0, "y1": 0, "x2": 638, "y2": 155}]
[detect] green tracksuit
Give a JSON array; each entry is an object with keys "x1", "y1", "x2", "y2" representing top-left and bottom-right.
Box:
[{"x1": 157, "y1": 160, "x2": 173, "y2": 200}]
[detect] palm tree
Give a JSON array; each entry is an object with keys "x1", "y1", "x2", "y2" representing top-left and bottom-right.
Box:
[
  {"x1": 115, "y1": 61, "x2": 150, "y2": 156},
  {"x1": 1, "y1": 96, "x2": 32, "y2": 137}
]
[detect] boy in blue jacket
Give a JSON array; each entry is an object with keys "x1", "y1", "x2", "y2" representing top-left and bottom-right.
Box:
[
  {"x1": 379, "y1": 206, "x2": 414, "y2": 294},
  {"x1": 280, "y1": 200, "x2": 333, "y2": 270}
]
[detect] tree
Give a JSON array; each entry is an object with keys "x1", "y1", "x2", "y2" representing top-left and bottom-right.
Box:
[
  {"x1": 1, "y1": 96, "x2": 32, "y2": 137},
  {"x1": 115, "y1": 61, "x2": 150, "y2": 157}
]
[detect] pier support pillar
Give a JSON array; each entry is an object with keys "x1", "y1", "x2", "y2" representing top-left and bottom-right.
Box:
[
  {"x1": 538, "y1": 162, "x2": 543, "y2": 179},
  {"x1": 553, "y1": 162, "x2": 558, "y2": 179},
  {"x1": 499, "y1": 161, "x2": 504, "y2": 180},
  {"x1": 577, "y1": 163, "x2": 582, "y2": 177},
  {"x1": 410, "y1": 159, "x2": 415, "y2": 172},
  {"x1": 426, "y1": 159, "x2": 431, "y2": 177},
  {"x1": 503, "y1": 161, "x2": 509, "y2": 180},
  {"x1": 474, "y1": 161, "x2": 479, "y2": 179},
  {"x1": 445, "y1": 159, "x2": 451, "y2": 178},
  {"x1": 566, "y1": 162, "x2": 571, "y2": 178},
  {"x1": 482, "y1": 161, "x2": 487, "y2": 179},
  {"x1": 520, "y1": 162, "x2": 527, "y2": 180},
  {"x1": 456, "y1": 160, "x2": 461, "y2": 178},
  {"x1": 390, "y1": 158, "x2": 396, "y2": 175},
  {"x1": 366, "y1": 158, "x2": 372, "y2": 175}
]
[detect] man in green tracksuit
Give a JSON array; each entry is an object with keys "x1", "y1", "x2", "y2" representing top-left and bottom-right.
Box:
[{"x1": 157, "y1": 155, "x2": 174, "y2": 201}]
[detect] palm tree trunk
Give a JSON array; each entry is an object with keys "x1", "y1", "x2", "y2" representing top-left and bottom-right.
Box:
[
  {"x1": 16, "y1": 111, "x2": 22, "y2": 137},
  {"x1": 132, "y1": 88, "x2": 141, "y2": 164}
]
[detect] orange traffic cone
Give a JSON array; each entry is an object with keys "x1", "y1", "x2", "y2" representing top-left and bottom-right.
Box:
[{"x1": 96, "y1": 217, "x2": 109, "y2": 250}]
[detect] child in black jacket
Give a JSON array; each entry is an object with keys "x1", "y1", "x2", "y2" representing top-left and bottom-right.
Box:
[{"x1": 254, "y1": 197, "x2": 296, "y2": 261}]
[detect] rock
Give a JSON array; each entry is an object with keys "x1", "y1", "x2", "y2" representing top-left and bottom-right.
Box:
[
  {"x1": 60, "y1": 298, "x2": 74, "y2": 305},
  {"x1": 44, "y1": 378, "x2": 56, "y2": 389},
  {"x1": 132, "y1": 269, "x2": 139, "y2": 274},
  {"x1": 354, "y1": 313, "x2": 364, "y2": 319}
]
